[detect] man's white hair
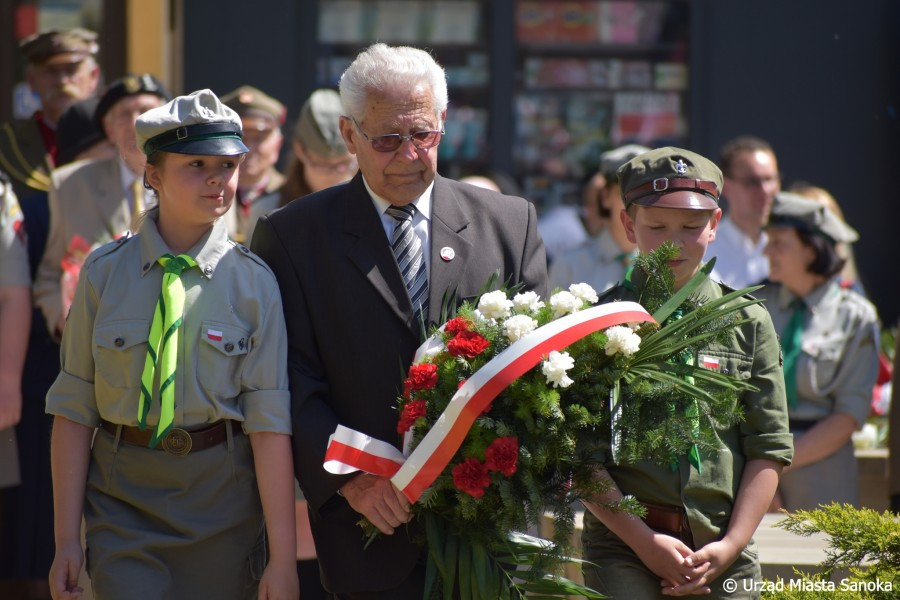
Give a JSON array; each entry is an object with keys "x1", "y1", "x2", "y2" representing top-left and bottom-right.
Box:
[{"x1": 339, "y1": 43, "x2": 448, "y2": 125}]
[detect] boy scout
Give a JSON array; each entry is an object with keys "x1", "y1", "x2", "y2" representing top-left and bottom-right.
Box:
[
  {"x1": 47, "y1": 90, "x2": 298, "y2": 600},
  {"x1": 580, "y1": 147, "x2": 793, "y2": 599}
]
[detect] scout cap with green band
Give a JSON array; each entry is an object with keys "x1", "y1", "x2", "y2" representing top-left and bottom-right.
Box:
[
  {"x1": 221, "y1": 85, "x2": 286, "y2": 125},
  {"x1": 136, "y1": 89, "x2": 249, "y2": 156},
  {"x1": 768, "y1": 191, "x2": 858, "y2": 244},
  {"x1": 618, "y1": 146, "x2": 723, "y2": 210}
]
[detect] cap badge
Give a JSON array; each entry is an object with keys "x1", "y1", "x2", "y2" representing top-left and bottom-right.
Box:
[
  {"x1": 440, "y1": 246, "x2": 455, "y2": 262},
  {"x1": 239, "y1": 91, "x2": 255, "y2": 104},
  {"x1": 123, "y1": 76, "x2": 140, "y2": 93},
  {"x1": 674, "y1": 159, "x2": 688, "y2": 175}
]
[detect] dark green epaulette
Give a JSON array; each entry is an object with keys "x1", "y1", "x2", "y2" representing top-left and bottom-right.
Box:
[
  {"x1": 716, "y1": 278, "x2": 768, "y2": 302},
  {"x1": 81, "y1": 234, "x2": 135, "y2": 270}
]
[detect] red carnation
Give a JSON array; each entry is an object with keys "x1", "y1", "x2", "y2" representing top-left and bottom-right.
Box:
[
  {"x1": 447, "y1": 330, "x2": 490, "y2": 358},
  {"x1": 485, "y1": 436, "x2": 519, "y2": 476},
  {"x1": 405, "y1": 363, "x2": 438, "y2": 392},
  {"x1": 397, "y1": 400, "x2": 426, "y2": 433},
  {"x1": 452, "y1": 458, "x2": 491, "y2": 498},
  {"x1": 444, "y1": 317, "x2": 472, "y2": 335}
]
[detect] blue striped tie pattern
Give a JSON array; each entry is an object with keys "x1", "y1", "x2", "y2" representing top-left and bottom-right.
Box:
[{"x1": 386, "y1": 204, "x2": 428, "y2": 320}]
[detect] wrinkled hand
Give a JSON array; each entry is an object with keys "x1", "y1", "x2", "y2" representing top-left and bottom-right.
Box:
[
  {"x1": 49, "y1": 541, "x2": 84, "y2": 600},
  {"x1": 661, "y1": 538, "x2": 741, "y2": 596},
  {"x1": 634, "y1": 532, "x2": 711, "y2": 592},
  {"x1": 258, "y1": 558, "x2": 299, "y2": 600},
  {"x1": 340, "y1": 473, "x2": 410, "y2": 535},
  {"x1": 0, "y1": 382, "x2": 22, "y2": 429}
]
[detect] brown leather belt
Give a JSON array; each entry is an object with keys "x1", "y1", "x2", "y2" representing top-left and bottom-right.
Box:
[
  {"x1": 100, "y1": 419, "x2": 241, "y2": 456},
  {"x1": 640, "y1": 501, "x2": 688, "y2": 534}
]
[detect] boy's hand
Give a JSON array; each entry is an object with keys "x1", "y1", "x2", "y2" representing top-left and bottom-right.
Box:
[
  {"x1": 634, "y1": 532, "x2": 711, "y2": 591},
  {"x1": 661, "y1": 537, "x2": 741, "y2": 596},
  {"x1": 258, "y1": 558, "x2": 299, "y2": 600},
  {"x1": 49, "y1": 541, "x2": 84, "y2": 600}
]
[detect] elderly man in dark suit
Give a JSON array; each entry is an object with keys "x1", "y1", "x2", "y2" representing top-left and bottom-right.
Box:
[{"x1": 251, "y1": 43, "x2": 547, "y2": 599}]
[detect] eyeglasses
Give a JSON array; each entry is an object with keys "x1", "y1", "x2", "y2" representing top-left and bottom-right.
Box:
[
  {"x1": 304, "y1": 154, "x2": 357, "y2": 174},
  {"x1": 351, "y1": 116, "x2": 443, "y2": 153}
]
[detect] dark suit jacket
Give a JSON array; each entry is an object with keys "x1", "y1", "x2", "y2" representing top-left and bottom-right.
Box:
[{"x1": 251, "y1": 173, "x2": 547, "y2": 594}]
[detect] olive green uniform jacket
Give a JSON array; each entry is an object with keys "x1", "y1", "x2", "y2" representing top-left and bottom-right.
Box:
[{"x1": 582, "y1": 275, "x2": 794, "y2": 549}]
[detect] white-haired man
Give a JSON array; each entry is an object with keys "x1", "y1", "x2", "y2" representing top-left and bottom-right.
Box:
[{"x1": 252, "y1": 43, "x2": 547, "y2": 598}]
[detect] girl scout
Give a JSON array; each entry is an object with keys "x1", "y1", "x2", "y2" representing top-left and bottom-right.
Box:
[
  {"x1": 47, "y1": 90, "x2": 298, "y2": 600},
  {"x1": 759, "y1": 192, "x2": 879, "y2": 511},
  {"x1": 580, "y1": 147, "x2": 793, "y2": 599}
]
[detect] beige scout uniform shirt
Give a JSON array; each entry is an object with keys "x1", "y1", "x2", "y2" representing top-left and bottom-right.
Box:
[
  {"x1": 0, "y1": 178, "x2": 29, "y2": 287},
  {"x1": 1, "y1": 176, "x2": 29, "y2": 488},
  {"x1": 46, "y1": 208, "x2": 291, "y2": 435},
  {"x1": 583, "y1": 275, "x2": 793, "y2": 549},
  {"x1": 758, "y1": 277, "x2": 879, "y2": 428}
]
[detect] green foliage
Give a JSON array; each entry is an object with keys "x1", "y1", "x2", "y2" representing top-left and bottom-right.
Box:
[{"x1": 761, "y1": 504, "x2": 900, "y2": 599}]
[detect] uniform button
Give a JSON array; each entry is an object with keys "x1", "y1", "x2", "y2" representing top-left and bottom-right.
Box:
[
  {"x1": 238, "y1": 338, "x2": 245, "y2": 350},
  {"x1": 224, "y1": 342, "x2": 234, "y2": 352},
  {"x1": 143, "y1": 262, "x2": 151, "y2": 271},
  {"x1": 240, "y1": 245, "x2": 249, "y2": 254},
  {"x1": 204, "y1": 265, "x2": 213, "y2": 275},
  {"x1": 114, "y1": 337, "x2": 125, "y2": 347}
]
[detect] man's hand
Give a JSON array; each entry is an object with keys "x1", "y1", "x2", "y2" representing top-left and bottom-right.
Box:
[{"x1": 339, "y1": 473, "x2": 410, "y2": 535}]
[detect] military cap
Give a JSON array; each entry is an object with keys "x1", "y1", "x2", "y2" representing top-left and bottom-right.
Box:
[
  {"x1": 618, "y1": 146, "x2": 722, "y2": 210},
  {"x1": 136, "y1": 89, "x2": 249, "y2": 156},
  {"x1": 600, "y1": 144, "x2": 651, "y2": 177},
  {"x1": 57, "y1": 97, "x2": 104, "y2": 165},
  {"x1": 768, "y1": 192, "x2": 858, "y2": 243},
  {"x1": 293, "y1": 89, "x2": 346, "y2": 159},
  {"x1": 19, "y1": 28, "x2": 98, "y2": 65},
  {"x1": 221, "y1": 85, "x2": 286, "y2": 125},
  {"x1": 95, "y1": 74, "x2": 170, "y2": 128}
]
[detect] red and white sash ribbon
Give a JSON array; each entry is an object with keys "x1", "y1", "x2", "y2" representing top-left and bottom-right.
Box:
[{"x1": 323, "y1": 301, "x2": 654, "y2": 503}]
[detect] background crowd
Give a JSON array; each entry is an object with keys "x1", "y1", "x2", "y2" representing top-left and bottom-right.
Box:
[{"x1": 0, "y1": 24, "x2": 895, "y2": 600}]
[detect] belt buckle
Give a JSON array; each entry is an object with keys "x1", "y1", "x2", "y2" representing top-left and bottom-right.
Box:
[{"x1": 161, "y1": 428, "x2": 192, "y2": 456}]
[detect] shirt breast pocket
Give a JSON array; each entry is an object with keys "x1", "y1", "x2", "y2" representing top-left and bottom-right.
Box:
[
  {"x1": 198, "y1": 320, "x2": 251, "y2": 398},
  {"x1": 696, "y1": 350, "x2": 753, "y2": 381},
  {"x1": 94, "y1": 319, "x2": 150, "y2": 390}
]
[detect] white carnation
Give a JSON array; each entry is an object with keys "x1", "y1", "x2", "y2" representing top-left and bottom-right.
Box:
[
  {"x1": 549, "y1": 291, "x2": 582, "y2": 318},
  {"x1": 568, "y1": 282, "x2": 598, "y2": 304},
  {"x1": 503, "y1": 314, "x2": 538, "y2": 343},
  {"x1": 542, "y1": 350, "x2": 575, "y2": 388},
  {"x1": 477, "y1": 290, "x2": 513, "y2": 320},
  {"x1": 512, "y1": 290, "x2": 545, "y2": 313},
  {"x1": 604, "y1": 325, "x2": 642, "y2": 357}
]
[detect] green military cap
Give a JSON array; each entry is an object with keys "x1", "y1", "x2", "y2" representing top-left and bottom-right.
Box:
[
  {"x1": 221, "y1": 85, "x2": 286, "y2": 125},
  {"x1": 600, "y1": 144, "x2": 651, "y2": 177},
  {"x1": 618, "y1": 146, "x2": 723, "y2": 210},
  {"x1": 768, "y1": 192, "x2": 858, "y2": 243},
  {"x1": 19, "y1": 28, "x2": 98, "y2": 65},
  {"x1": 293, "y1": 89, "x2": 346, "y2": 158},
  {"x1": 95, "y1": 74, "x2": 171, "y2": 128},
  {"x1": 136, "y1": 89, "x2": 249, "y2": 157}
]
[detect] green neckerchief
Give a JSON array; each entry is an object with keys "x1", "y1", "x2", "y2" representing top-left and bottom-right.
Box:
[
  {"x1": 139, "y1": 253, "x2": 198, "y2": 447},
  {"x1": 780, "y1": 298, "x2": 806, "y2": 410}
]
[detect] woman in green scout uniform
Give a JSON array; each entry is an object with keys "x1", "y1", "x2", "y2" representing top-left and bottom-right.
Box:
[
  {"x1": 758, "y1": 192, "x2": 879, "y2": 512},
  {"x1": 47, "y1": 90, "x2": 298, "y2": 600},
  {"x1": 580, "y1": 147, "x2": 793, "y2": 599}
]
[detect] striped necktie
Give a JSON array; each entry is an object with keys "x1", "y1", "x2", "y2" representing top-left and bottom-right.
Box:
[
  {"x1": 386, "y1": 204, "x2": 428, "y2": 321},
  {"x1": 139, "y1": 253, "x2": 198, "y2": 447}
]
